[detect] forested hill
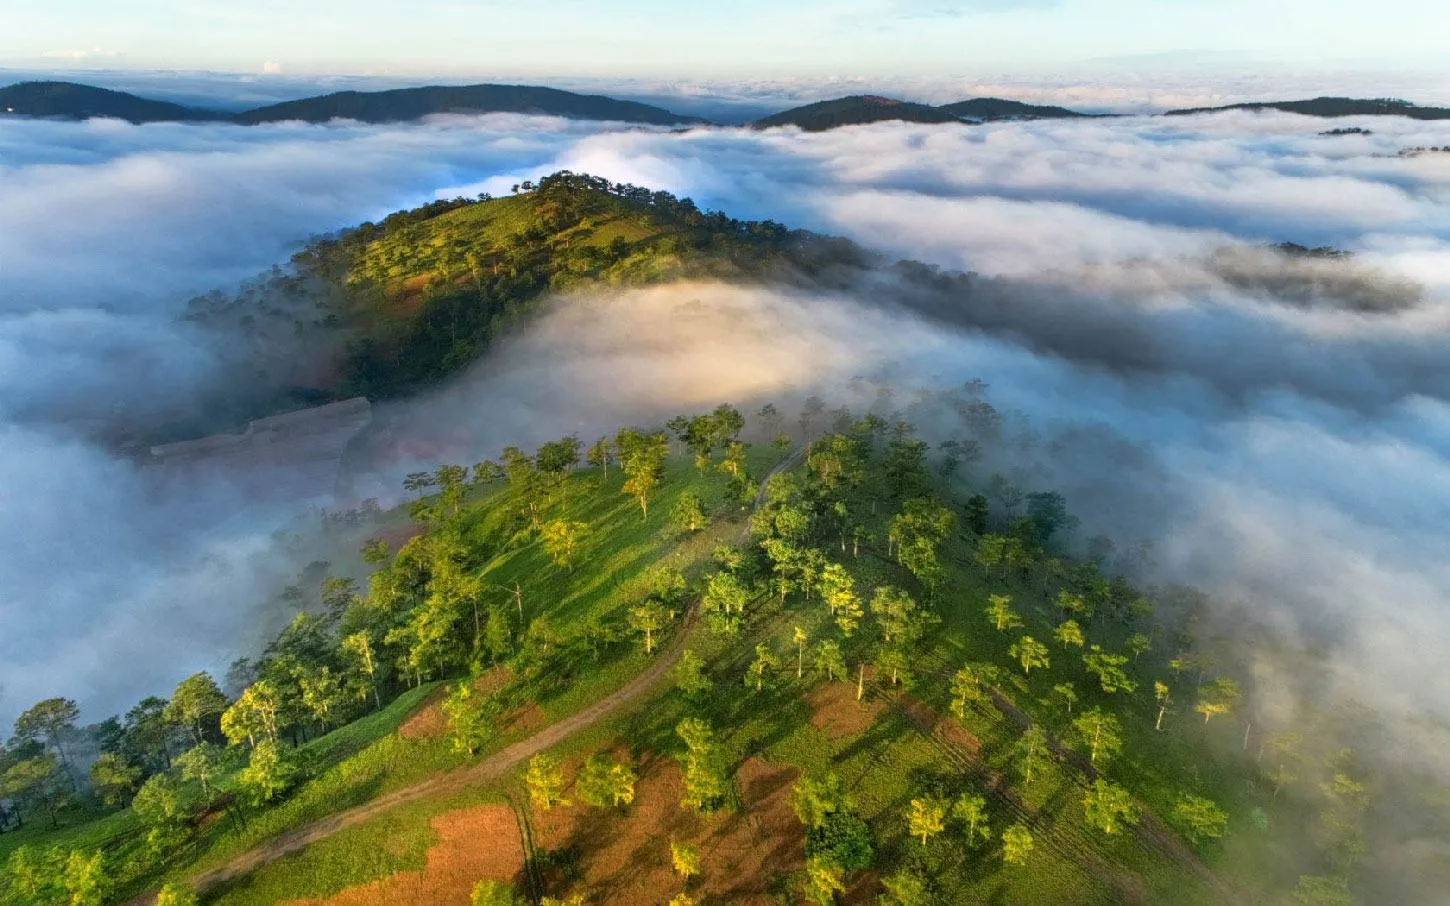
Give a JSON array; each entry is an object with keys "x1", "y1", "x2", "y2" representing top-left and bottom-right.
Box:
[
  {"x1": 232, "y1": 84, "x2": 708, "y2": 125},
  {"x1": 752, "y1": 95, "x2": 965, "y2": 131},
  {"x1": 0, "y1": 81, "x2": 219, "y2": 123},
  {"x1": 188, "y1": 172, "x2": 869, "y2": 404},
  {"x1": 938, "y1": 97, "x2": 1093, "y2": 121},
  {"x1": 0, "y1": 81, "x2": 704, "y2": 126},
  {"x1": 1166, "y1": 96, "x2": 1450, "y2": 120}
]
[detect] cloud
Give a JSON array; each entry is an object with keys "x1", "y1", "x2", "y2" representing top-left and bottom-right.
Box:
[
  {"x1": 39, "y1": 47, "x2": 122, "y2": 61},
  {"x1": 262, "y1": 61, "x2": 284, "y2": 75}
]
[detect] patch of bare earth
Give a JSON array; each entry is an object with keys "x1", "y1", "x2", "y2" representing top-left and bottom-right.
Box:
[
  {"x1": 280, "y1": 804, "x2": 524, "y2": 906},
  {"x1": 399, "y1": 667, "x2": 512, "y2": 741},
  {"x1": 529, "y1": 755, "x2": 805, "y2": 905},
  {"x1": 807, "y1": 681, "x2": 885, "y2": 740},
  {"x1": 900, "y1": 695, "x2": 981, "y2": 754}
]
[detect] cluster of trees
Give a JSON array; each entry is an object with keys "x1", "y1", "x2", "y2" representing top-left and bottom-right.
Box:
[{"x1": 1, "y1": 395, "x2": 1379, "y2": 905}]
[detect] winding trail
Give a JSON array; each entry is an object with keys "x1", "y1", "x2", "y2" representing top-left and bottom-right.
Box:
[{"x1": 186, "y1": 447, "x2": 804, "y2": 900}]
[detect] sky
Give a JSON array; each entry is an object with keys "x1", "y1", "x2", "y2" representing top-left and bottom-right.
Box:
[{"x1": 4, "y1": 0, "x2": 1450, "y2": 81}]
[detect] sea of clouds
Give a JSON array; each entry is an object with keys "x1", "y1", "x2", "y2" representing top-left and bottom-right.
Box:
[{"x1": 3, "y1": 106, "x2": 1450, "y2": 787}]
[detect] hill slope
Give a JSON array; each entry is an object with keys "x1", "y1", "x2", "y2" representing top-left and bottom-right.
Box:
[
  {"x1": 752, "y1": 95, "x2": 964, "y2": 131},
  {"x1": 938, "y1": 97, "x2": 1093, "y2": 121},
  {"x1": 0, "y1": 81, "x2": 218, "y2": 123},
  {"x1": 233, "y1": 84, "x2": 706, "y2": 125},
  {"x1": 1166, "y1": 96, "x2": 1450, "y2": 120}
]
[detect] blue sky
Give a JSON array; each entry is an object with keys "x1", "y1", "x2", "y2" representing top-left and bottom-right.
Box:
[{"x1": 4, "y1": 0, "x2": 1449, "y2": 77}]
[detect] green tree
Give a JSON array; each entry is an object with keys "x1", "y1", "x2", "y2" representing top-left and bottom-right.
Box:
[
  {"x1": 88, "y1": 753, "x2": 141, "y2": 807},
  {"x1": 132, "y1": 772, "x2": 187, "y2": 851},
  {"x1": 1083, "y1": 646, "x2": 1137, "y2": 694},
  {"x1": 616, "y1": 428, "x2": 668, "y2": 519},
  {"x1": 670, "y1": 492, "x2": 708, "y2": 534},
  {"x1": 1012, "y1": 725, "x2": 1052, "y2": 786},
  {"x1": 813, "y1": 640, "x2": 847, "y2": 683},
  {"x1": 239, "y1": 739, "x2": 298, "y2": 807},
  {"x1": 670, "y1": 839, "x2": 702, "y2": 880},
  {"x1": 1053, "y1": 682, "x2": 1078, "y2": 715},
  {"x1": 1172, "y1": 794, "x2": 1229, "y2": 844},
  {"x1": 1002, "y1": 823, "x2": 1034, "y2": 866},
  {"x1": 155, "y1": 882, "x2": 201, "y2": 906},
  {"x1": 541, "y1": 519, "x2": 589, "y2": 571},
  {"x1": 1009, "y1": 636, "x2": 1051, "y2": 675},
  {"x1": 879, "y1": 869, "x2": 931, "y2": 906},
  {"x1": 165, "y1": 674, "x2": 227, "y2": 744},
  {"x1": 818, "y1": 564, "x2": 863, "y2": 637},
  {"x1": 442, "y1": 682, "x2": 495, "y2": 757},
  {"x1": 575, "y1": 754, "x2": 637, "y2": 807},
  {"x1": 1072, "y1": 709, "x2": 1124, "y2": 768},
  {"x1": 526, "y1": 753, "x2": 569, "y2": 810},
  {"x1": 1195, "y1": 676, "x2": 1242, "y2": 723},
  {"x1": 628, "y1": 601, "x2": 669, "y2": 655},
  {"x1": 985, "y1": 594, "x2": 1022, "y2": 632},
  {"x1": 341, "y1": 631, "x2": 383, "y2": 710},
  {"x1": 675, "y1": 719, "x2": 726, "y2": 812},
  {"x1": 2, "y1": 756, "x2": 67, "y2": 828},
  {"x1": 176, "y1": 742, "x2": 224, "y2": 799},
  {"x1": 1154, "y1": 681, "x2": 1173, "y2": 731},
  {"x1": 1053, "y1": 619, "x2": 1085, "y2": 649},
  {"x1": 953, "y1": 793, "x2": 991, "y2": 848},
  {"x1": 586, "y1": 436, "x2": 614, "y2": 480},
  {"x1": 299, "y1": 666, "x2": 345, "y2": 730},
  {"x1": 702, "y1": 570, "x2": 747, "y2": 635},
  {"x1": 949, "y1": 664, "x2": 994, "y2": 719},
  {"x1": 221, "y1": 680, "x2": 279, "y2": 746},
  {"x1": 13, "y1": 698, "x2": 81, "y2": 782},
  {"x1": 62, "y1": 849, "x2": 110, "y2": 906},
  {"x1": 472, "y1": 880, "x2": 524, "y2": 906},
  {"x1": 791, "y1": 773, "x2": 852, "y2": 830},
  {"x1": 674, "y1": 649, "x2": 712, "y2": 696},
  {"x1": 906, "y1": 796, "x2": 947, "y2": 846},
  {"x1": 745, "y1": 644, "x2": 781, "y2": 693},
  {"x1": 800, "y1": 854, "x2": 846, "y2": 906},
  {"x1": 1083, "y1": 780, "x2": 1139, "y2": 836}
]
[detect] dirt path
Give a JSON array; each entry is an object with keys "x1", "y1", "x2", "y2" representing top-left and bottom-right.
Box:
[{"x1": 184, "y1": 447, "x2": 805, "y2": 901}]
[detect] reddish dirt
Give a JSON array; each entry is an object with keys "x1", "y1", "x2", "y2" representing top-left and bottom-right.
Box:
[
  {"x1": 500, "y1": 703, "x2": 546, "y2": 737},
  {"x1": 899, "y1": 695, "x2": 981, "y2": 754},
  {"x1": 529, "y1": 756, "x2": 804, "y2": 905},
  {"x1": 399, "y1": 667, "x2": 512, "y2": 741},
  {"x1": 807, "y1": 681, "x2": 886, "y2": 740},
  {"x1": 279, "y1": 804, "x2": 524, "y2": 906}
]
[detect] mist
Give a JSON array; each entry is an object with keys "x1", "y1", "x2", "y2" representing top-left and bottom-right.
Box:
[{"x1": 3, "y1": 100, "x2": 1449, "y2": 825}]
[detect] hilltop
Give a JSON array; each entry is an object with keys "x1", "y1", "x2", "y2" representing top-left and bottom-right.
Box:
[
  {"x1": 0, "y1": 81, "x2": 218, "y2": 123},
  {"x1": 938, "y1": 97, "x2": 1093, "y2": 121},
  {"x1": 1166, "y1": 95, "x2": 1450, "y2": 120},
  {"x1": 182, "y1": 172, "x2": 866, "y2": 415},
  {"x1": 233, "y1": 84, "x2": 708, "y2": 126},
  {"x1": 751, "y1": 95, "x2": 965, "y2": 131}
]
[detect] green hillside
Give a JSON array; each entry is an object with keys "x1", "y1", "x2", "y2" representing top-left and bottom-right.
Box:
[
  {"x1": 186, "y1": 172, "x2": 865, "y2": 406},
  {"x1": 0, "y1": 81, "x2": 218, "y2": 123},
  {"x1": 1, "y1": 395, "x2": 1392, "y2": 905},
  {"x1": 752, "y1": 96, "x2": 965, "y2": 131},
  {"x1": 232, "y1": 84, "x2": 707, "y2": 126}
]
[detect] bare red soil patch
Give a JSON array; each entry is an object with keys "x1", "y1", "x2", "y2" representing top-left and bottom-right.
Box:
[
  {"x1": 900, "y1": 696, "x2": 981, "y2": 754},
  {"x1": 528, "y1": 755, "x2": 804, "y2": 905},
  {"x1": 399, "y1": 667, "x2": 512, "y2": 741},
  {"x1": 280, "y1": 803, "x2": 523, "y2": 906},
  {"x1": 808, "y1": 681, "x2": 886, "y2": 740}
]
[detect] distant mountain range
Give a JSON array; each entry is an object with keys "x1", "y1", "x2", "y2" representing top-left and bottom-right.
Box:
[
  {"x1": 1166, "y1": 96, "x2": 1450, "y2": 120},
  {"x1": 5, "y1": 80, "x2": 1450, "y2": 130}
]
